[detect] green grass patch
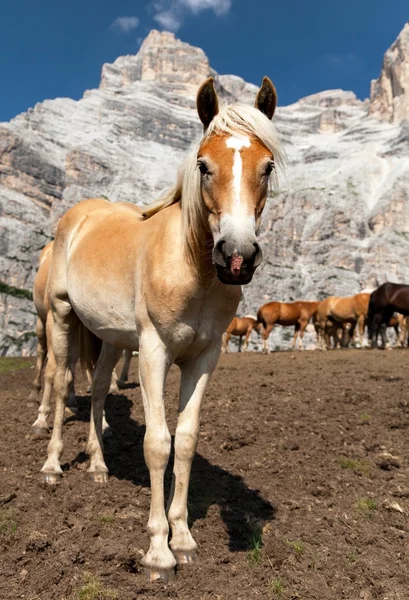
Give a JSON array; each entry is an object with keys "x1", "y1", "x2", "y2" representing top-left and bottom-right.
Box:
[
  {"x1": 0, "y1": 357, "x2": 34, "y2": 374},
  {"x1": 269, "y1": 577, "x2": 284, "y2": 597},
  {"x1": 339, "y1": 457, "x2": 371, "y2": 474},
  {"x1": 356, "y1": 498, "x2": 377, "y2": 518},
  {"x1": 96, "y1": 514, "x2": 116, "y2": 527},
  {"x1": 347, "y1": 549, "x2": 358, "y2": 563},
  {"x1": 246, "y1": 519, "x2": 263, "y2": 566},
  {"x1": 76, "y1": 572, "x2": 119, "y2": 600},
  {"x1": 285, "y1": 539, "x2": 305, "y2": 557},
  {"x1": 359, "y1": 412, "x2": 372, "y2": 423},
  {"x1": 0, "y1": 509, "x2": 17, "y2": 535}
]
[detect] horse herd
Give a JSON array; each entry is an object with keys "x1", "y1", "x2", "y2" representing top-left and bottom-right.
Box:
[
  {"x1": 222, "y1": 286, "x2": 409, "y2": 353},
  {"x1": 21, "y1": 74, "x2": 409, "y2": 586}
]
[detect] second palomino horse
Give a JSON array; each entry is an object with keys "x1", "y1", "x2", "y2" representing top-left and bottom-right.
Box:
[
  {"x1": 40, "y1": 77, "x2": 284, "y2": 582},
  {"x1": 257, "y1": 301, "x2": 320, "y2": 353},
  {"x1": 315, "y1": 292, "x2": 370, "y2": 349},
  {"x1": 221, "y1": 315, "x2": 261, "y2": 352},
  {"x1": 30, "y1": 241, "x2": 121, "y2": 435}
]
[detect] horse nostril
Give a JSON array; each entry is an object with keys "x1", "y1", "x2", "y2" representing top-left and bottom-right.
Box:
[
  {"x1": 216, "y1": 239, "x2": 226, "y2": 254},
  {"x1": 252, "y1": 242, "x2": 263, "y2": 267}
]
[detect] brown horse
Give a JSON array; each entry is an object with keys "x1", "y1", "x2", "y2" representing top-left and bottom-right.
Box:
[
  {"x1": 257, "y1": 301, "x2": 320, "y2": 353},
  {"x1": 368, "y1": 283, "x2": 409, "y2": 348},
  {"x1": 316, "y1": 293, "x2": 370, "y2": 349},
  {"x1": 39, "y1": 77, "x2": 284, "y2": 581},
  {"x1": 221, "y1": 315, "x2": 261, "y2": 352}
]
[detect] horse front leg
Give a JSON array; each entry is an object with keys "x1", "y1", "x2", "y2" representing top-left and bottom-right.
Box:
[
  {"x1": 139, "y1": 332, "x2": 175, "y2": 582},
  {"x1": 292, "y1": 324, "x2": 300, "y2": 351},
  {"x1": 167, "y1": 346, "x2": 220, "y2": 566}
]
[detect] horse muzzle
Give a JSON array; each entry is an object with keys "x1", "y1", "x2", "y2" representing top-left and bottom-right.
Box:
[{"x1": 212, "y1": 239, "x2": 263, "y2": 285}]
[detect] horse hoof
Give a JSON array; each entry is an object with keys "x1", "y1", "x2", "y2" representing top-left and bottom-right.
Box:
[
  {"x1": 64, "y1": 406, "x2": 78, "y2": 418},
  {"x1": 102, "y1": 427, "x2": 112, "y2": 440},
  {"x1": 40, "y1": 471, "x2": 61, "y2": 485},
  {"x1": 144, "y1": 568, "x2": 175, "y2": 583},
  {"x1": 116, "y1": 380, "x2": 127, "y2": 389},
  {"x1": 88, "y1": 471, "x2": 109, "y2": 484},
  {"x1": 172, "y1": 549, "x2": 198, "y2": 565},
  {"x1": 108, "y1": 386, "x2": 119, "y2": 395},
  {"x1": 31, "y1": 425, "x2": 49, "y2": 438}
]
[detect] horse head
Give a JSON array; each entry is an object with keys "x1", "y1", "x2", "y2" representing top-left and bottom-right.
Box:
[{"x1": 193, "y1": 77, "x2": 283, "y2": 285}]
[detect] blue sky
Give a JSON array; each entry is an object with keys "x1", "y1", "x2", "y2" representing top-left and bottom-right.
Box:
[{"x1": 0, "y1": 1, "x2": 407, "y2": 121}]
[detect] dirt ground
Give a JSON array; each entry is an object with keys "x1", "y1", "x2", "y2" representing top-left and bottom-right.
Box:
[{"x1": 1, "y1": 349, "x2": 409, "y2": 600}]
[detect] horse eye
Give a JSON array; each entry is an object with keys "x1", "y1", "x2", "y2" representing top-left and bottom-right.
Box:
[
  {"x1": 264, "y1": 161, "x2": 275, "y2": 177},
  {"x1": 197, "y1": 161, "x2": 210, "y2": 176}
]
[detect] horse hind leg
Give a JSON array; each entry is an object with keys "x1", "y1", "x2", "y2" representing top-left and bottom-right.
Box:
[
  {"x1": 298, "y1": 320, "x2": 307, "y2": 350},
  {"x1": 40, "y1": 298, "x2": 79, "y2": 485},
  {"x1": 292, "y1": 324, "x2": 300, "y2": 351},
  {"x1": 28, "y1": 317, "x2": 47, "y2": 406},
  {"x1": 87, "y1": 342, "x2": 122, "y2": 483},
  {"x1": 243, "y1": 328, "x2": 252, "y2": 352},
  {"x1": 31, "y1": 312, "x2": 55, "y2": 436},
  {"x1": 117, "y1": 349, "x2": 132, "y2": 388},
  {"x1": 262, "y1": 324, "x2": 273, "y2": 354}
]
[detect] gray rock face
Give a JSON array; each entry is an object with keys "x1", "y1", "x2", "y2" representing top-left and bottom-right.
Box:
[
  {"x1": 370, "y1": 21, "x2": 409, "y2": 123},
  {"x1": 1, "y1": 27, "x2": 409, "y2": 354}
]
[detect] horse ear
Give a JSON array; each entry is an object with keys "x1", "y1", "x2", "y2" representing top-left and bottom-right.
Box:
[
  {"x1": 255, "y1": 76, "x2": 277, "y2": 120},
  {"x1": 197, "y1": 77, "x2": 219, "y2": 130}
]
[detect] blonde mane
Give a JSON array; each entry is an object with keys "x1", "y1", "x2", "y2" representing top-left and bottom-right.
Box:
[{"x1": 142, "y1": 103, "x2": 285, "y2": 259}]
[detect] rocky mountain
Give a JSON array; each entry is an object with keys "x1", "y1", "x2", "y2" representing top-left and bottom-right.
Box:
[{"x1": 1, "y1": 25, "x2": 409, "y2": 354}]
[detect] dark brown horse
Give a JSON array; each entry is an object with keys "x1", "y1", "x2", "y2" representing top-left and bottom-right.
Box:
[{"x1": 368, "y1": 283, "x2": 409, "y2": 348}]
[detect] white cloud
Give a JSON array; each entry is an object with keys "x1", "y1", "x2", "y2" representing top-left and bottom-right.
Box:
[
  {"x1": 153, "y1": 0, "x2": 232, "y2": 32},
  {"x1": 154, "y1": 9, "x2": 182, "y2": 32},
  {"x1": 111, "y1": 16, "x2": 140, "y2": 33}
]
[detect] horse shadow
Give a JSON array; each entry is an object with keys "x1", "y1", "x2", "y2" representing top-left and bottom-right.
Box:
[{"x1": 71, "y1": 391, "x2": 275, "y2": 552}]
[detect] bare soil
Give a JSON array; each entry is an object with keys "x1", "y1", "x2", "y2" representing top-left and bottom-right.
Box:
[{"x1": 1, "y1": 349, "x2": 409, "y2": 600}]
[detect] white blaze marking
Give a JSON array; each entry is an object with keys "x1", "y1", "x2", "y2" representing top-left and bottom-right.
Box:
[{"x1": 226, "y1": 136, "x2": 251, "y2": 206}]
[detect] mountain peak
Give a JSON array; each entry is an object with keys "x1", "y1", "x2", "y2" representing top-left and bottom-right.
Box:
[
  {"x1": 100, "y1": 29, "x2": 211, "y2": 91},
  {"x1": 369, "y1": 21, "x2": 409, "y2": 123}
]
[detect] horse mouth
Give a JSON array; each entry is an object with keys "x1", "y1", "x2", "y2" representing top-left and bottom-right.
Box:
[{"x1": 215, "y1": 264, "x2": 255, "y2": 285}]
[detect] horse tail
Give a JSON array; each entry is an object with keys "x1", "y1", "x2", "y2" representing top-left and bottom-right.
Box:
[
  {"x1": 366, "y1": 292, "x2": 376, "y2": 341},
  {"x1": 257, "y1": 308, "x2": 267, "y2": 330},
  {"x1": 77, "y1": 322, "x2": 102, "y2": 376}
]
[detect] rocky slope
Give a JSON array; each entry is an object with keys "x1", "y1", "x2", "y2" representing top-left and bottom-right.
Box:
[{"x1": 1, "y1": 25, "x2": 409, "y2": 354}]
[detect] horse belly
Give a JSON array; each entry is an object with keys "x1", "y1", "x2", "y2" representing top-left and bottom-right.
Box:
[{"x1": 68, "y1": 278, "x2": 139, "y2": 350}]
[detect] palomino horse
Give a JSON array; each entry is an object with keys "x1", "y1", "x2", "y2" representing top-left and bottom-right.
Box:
[
  {"x1": 257, "y1": 301, "x2": 320, "y2": 353},
  {"x1": 221, "y1": 315, "x2": 261, "y2": 352},
  {"x1": 367, "y1": 282, "x2": 409, "y2": 347},
  {"x1": 40, "y1": 77, "x2": 284, "y2": 581},
  {"x1": 315, "y1": 292, "x2": 370, "y2": 349},
  {"x1": 30, "y1": 241, "x2": 120, "y2": 435}
]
